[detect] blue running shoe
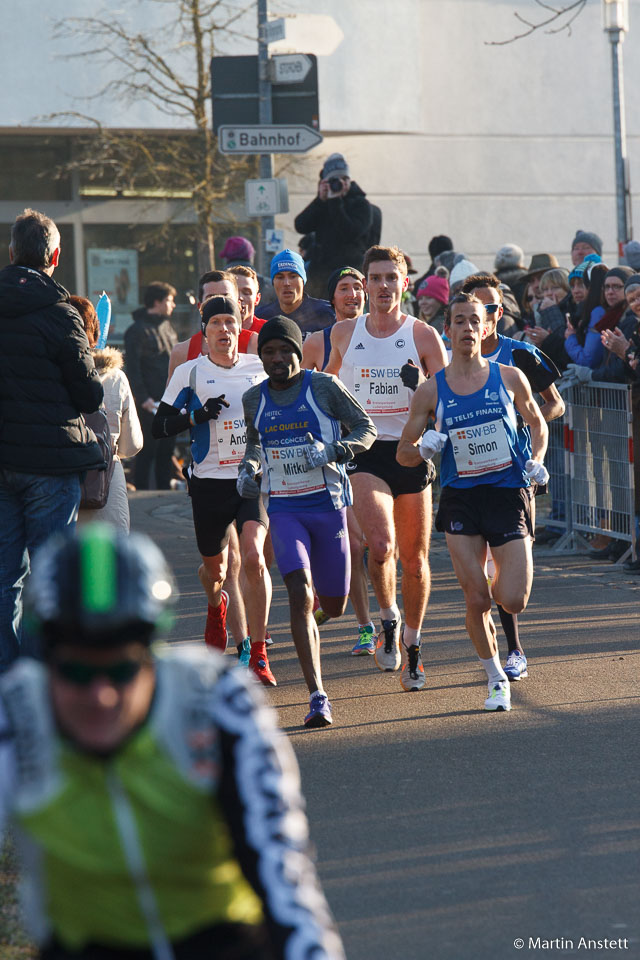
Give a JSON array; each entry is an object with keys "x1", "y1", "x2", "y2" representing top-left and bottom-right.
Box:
[
  {"x1": 304, "y1": 692, "x2": 333, "y2": 728},
  {"x1": 504, "y1": 650, "x2": 528, "y2": 681},
  {"x1": 237, "y1": 637, "x2": 251, "y2": 668},
  {"x1": 351, "y1": 624, "x2": 375, "y2": 656}
]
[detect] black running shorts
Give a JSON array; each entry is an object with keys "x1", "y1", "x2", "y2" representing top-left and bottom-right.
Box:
[
  {"x1": 189, "y1": 475, "x2": 267, "y2": 557},
  {"x1": 435, "y1": 484, "x2": 534, "y2": 546},
  {"x1": 347, "y1": 439, "x2": 435, "y2": 499}
]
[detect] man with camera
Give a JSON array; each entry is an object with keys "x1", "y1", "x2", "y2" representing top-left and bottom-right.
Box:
[{"x1": 294, "y1": 153, "x2": 377, "y2": 299}]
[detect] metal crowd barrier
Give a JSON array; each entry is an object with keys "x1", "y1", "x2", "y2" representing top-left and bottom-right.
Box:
[{"x1": 548, "y1": 383, "x2": 635, "y2": 561}]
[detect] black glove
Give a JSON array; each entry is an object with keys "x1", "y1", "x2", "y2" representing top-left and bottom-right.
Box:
[
  {"x1": 192, "y1": 395, "x2": 229, "y2": 424},
  {"x1": 400, "y1": 359, "x2": 423, "y2": 392}
]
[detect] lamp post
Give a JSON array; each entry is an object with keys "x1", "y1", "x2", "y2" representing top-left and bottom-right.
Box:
[{"x1": 602, "y1": 0, "x2": 632, "y2": 259}]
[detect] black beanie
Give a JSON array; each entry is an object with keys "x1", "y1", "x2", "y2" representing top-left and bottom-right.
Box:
[
  {"x1": 257, "y1": 316, "x2": 303, "y2": 360},
  {"x1": 201, "y1": 296, "x2": 240, "y2": 335},
  {"x1": 327, "y1": 265, "x2": 365, "y2": 304}
]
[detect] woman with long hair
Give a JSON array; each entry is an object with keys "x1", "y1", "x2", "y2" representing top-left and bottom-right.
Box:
[{"x1": 564, "y1": 263, "x2": 608, "y2": 368}]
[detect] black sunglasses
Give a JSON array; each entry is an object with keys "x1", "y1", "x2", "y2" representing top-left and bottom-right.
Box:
[
  {"x1": 53, "y1": 659, "x2": 143, "y2": 687},
  {"x1": 484, "y1": 303, "x2": 500, "y2": 314}
]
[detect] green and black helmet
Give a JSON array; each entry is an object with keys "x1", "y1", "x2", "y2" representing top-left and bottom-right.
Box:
[{"x1": 26, "y1": 524, "x2": 176, "y2": 647}]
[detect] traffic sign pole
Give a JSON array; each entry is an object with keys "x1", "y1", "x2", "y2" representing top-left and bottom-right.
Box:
[{"x1": 257, "y1": 0, "x2": 274, "y2": 278}]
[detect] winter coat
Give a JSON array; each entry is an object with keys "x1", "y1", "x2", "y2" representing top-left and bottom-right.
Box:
[
  {"x1": 294, "y1": 181, "x2": 373, "y2": 279},
  {"x1": 0, "y1": 264, "x2": 104, "y2": 475},
  {"x1": 77, "y1": 347, "x2": 143, "y2": 533},
  {"x1": 123, "y1": 307, "x2": 177, "y2": 404}
]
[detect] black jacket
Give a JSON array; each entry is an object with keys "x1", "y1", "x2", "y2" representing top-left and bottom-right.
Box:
[
  {"x1": 0, "y1": 265, "x2": 104, "y2": 475},
  {"x1": 124, "y1": 308, "x2": 177, "y2": 404},
  {"x1": 294, "y1": 181, "x2": 373, "y2": 276}
]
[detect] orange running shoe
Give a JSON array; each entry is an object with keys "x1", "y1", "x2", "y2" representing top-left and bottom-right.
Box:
[
  {"x1": 249, "y1": 642, "x2": 277, "y2": 687},
  {"x1": 204, "y1": 589, "x2": 228, "y2": 651}
]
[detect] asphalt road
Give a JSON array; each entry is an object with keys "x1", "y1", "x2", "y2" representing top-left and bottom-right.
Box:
[{"x1": 131, "y1": 491, "x2": 639, "y2": 960}]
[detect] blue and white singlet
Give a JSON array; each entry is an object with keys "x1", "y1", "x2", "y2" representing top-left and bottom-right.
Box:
[
  {"x1": 254, "y1": 369, "x2": 352, "y2": 513},
  {"x1": 434, "y1": 362, "x2": 529, "y2": 489}
]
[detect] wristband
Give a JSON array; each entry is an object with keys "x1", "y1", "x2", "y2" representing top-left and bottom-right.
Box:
[{"x1": 189, "y1": 410, "x2": 196, "y2": 427}]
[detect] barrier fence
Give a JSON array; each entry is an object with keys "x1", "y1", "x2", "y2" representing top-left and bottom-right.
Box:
[{"x1": 546, "y1": 383, "x2": 636, "y2": 561}]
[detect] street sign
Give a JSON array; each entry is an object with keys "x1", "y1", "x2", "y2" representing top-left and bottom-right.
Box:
[
  {"x1": 211, "y1": 55, "x2": 319, "y2": 134},
  {"x1": 245, "y1": 178, "x2": 289, "y2": 217},
  {"x1": 219, "y1": 125, "x2": 323, "y2": 155},
  {"x1": 266, "y1": 229, "x2": 285, "y2": 253},
  {"x1": 262, "y1": 18, "x2": 285, "y2": 44},
  {"x1": 270, "y1": 54, "x2": 313, "y2": 85}
]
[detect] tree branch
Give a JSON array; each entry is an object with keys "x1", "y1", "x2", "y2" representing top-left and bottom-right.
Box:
[{"x1": 486, "y1": 0, "x2": 587, "y2": 45}]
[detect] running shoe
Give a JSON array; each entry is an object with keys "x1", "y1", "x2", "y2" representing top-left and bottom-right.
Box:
[
  {"x1": 374, "y1": 618, "x2": 402, "y2": 672},
  {"x1": 237, "y1": 637, "x2": 251, "y2": 668},
  {"x1": 249, "y1": 648, "x2": 277, "y2": 687},
  {"x1": 351, "y1": 624, "x2": 376, "y2": 656},
  {"x1": 304, "y1": 692, "x2": 333, "y2": 728},
  {"x1": 265, "y1": 630, "x2": 274, "y2": 646},
  {"x1": 204, "y1": 590, "x2": 228, "y2": 651},
  {"x1": 312, "y1": 593, "x2": 331, "y2": 626},
  {"x1": 484, "y1": 680, "x2": 512, "y2": 712},
  {"x1": 504, "y1": 650, "x2": 528, "y2": 681},
  {"x1": 400, "y1": 642, "x2": 425, "y2": 692}
]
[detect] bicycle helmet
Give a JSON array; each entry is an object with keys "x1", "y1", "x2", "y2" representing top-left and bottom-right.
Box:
[{"x1": 26, "y1": 524, "x2": 176, "y2": 647}]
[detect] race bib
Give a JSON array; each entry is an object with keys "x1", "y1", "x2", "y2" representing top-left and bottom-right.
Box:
[
  {"x1": 451, "y1": 418, "x2": 512, "y2": 477},
  {"x1": 215, "y1": 415, "x2": 247, "y2": 466},
  {"x1": 353, "y1": 365, "x2": 409, "y2": 415},
  {"x1": 266, "y1": 444, "x2": 326, "y2": 497}
]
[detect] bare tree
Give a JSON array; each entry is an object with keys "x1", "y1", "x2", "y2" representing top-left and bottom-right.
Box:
[
  {"x1": 487, "y1": 0, "x2": 587, "y2": 46},
  {"x1": 50, "y1": 0, "x2": 258, "y2": 271}
]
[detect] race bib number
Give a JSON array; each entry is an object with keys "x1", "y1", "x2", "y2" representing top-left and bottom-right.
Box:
[
  {"x1": 266, "y1": 444, "x2": 325, "y2": 497},
  {"x1": 215, "y1": 415, "x2": 247, "y2": 465},
  {"x1": 451, "y1": 418, "x2": 512, "y2": 477},
  {"x1": 353, "y1": 366, "x2": 409, "y2": 415}
]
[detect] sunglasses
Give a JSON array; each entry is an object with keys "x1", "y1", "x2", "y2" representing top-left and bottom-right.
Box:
[
  {"x1": 483, "y1": 303, "x2": 500, "y2": 314},
  {"x1": 53, "y1": 659, "x2": 143, "y2": 687}
]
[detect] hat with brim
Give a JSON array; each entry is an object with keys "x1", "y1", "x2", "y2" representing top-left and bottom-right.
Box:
[{"x1": 525, "y1": 253, "x2": 559, "y2": 280}]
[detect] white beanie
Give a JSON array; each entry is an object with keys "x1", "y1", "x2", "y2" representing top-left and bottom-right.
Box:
[{"x1": 449, "y1": 259, "x2": 479, "y2": 288}]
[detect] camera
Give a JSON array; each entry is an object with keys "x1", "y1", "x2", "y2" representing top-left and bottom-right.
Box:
[{"x1": 328, "y1": 177, "x2": 343, "y2": 193}]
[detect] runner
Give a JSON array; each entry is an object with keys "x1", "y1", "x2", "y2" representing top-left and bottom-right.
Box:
[
  {"x1": 0, "y1": 525, "x2": 346, "y2": 960},
  {"x1": 301, "y1": 266, "x2": 374, "y2": 651},
  {"x1": 167, "y1": 269, "x2": 238, "y2": 379},
  {"x1": 461, "y1": 273, "x2": 564, "y2": 681},
  {"x1": 326, "y1": 245, "x2": 448, "y2": 689},
  {"x1": 238, "y1": 316, "x2": 376, "y2": 727},
  {"x1": 153, "y1": 296, "x2": 275, "y2": 685},
  {"x1": 228, "y1": 264, "x2": 266, "y2": 354},
  {"x1": 397, "y1": 292, "x2": 549, "y2": 712}
]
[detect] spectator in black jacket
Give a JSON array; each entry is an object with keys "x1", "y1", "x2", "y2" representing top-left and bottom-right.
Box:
[
  {"x1": 124, "y1": 281, "x2": 178, "y2": 489},
  {"x1": 294, "y1": 153, "x2": 374, "y2": 298},
  {"x1": 0, "y1": 208, "x2": 104, "y2": 671}
]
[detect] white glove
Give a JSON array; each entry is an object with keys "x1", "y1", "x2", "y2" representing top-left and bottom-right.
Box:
[
  {"x1": 565, "y1": 363, "x2": 593, "y2": 383},
  {"x1": 236, "y1": 463, "x2": 260, "y2": 498},
  {"x1": 301, "y1": 432, "x2": 331, "y2": 471},
  {"x1": 418, "y1": 430, "x2": 448, "y2": 461},
  {"x1": 524, "y1": 459, "x2": 549, "y2": 485}
]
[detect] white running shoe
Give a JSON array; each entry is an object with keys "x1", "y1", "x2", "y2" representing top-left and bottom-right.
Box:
[
  {"x1": 374, "y1": 618, "x2": 402, "y2": 672},
  {"x1": 400, "y1": 641, "x2": 425, "y2": 692},
  {"x1": 484, "y1": 680, "x2": 512, "y2": 712}
]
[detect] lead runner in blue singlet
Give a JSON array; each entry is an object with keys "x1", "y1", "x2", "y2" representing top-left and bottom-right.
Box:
[
  {"x1": 238, "y1": 316, "x2": 376, "y2": 728},
  {"x1": 397, "y1": 292, "x2": 549, "y2": 713}
]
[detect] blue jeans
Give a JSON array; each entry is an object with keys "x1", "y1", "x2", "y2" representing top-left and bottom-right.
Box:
[{"x1": 0, "y1": 469, "x2": 81, "y2": 671}]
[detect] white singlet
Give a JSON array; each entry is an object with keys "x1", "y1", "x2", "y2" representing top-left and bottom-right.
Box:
[{"x1": 339, "y1": 313, "x2": 421, "y2": 440}]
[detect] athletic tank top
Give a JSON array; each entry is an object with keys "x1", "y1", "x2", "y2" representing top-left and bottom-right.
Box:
[
  {"x1": 339, "y1": 313, "x2": 421, "y2": 440},
  {"x1": 254, "y1": 369, "x2": 351, "y2": 513},
  {"x1": 321, "y1": 326, "x2": 332, "y2": 370},
  {"x1": 187, "y1": 331, "x2": 204, "y2": 360},
  {"x1": 435, "y1": 362, "x2": 528, "y2": 489}
]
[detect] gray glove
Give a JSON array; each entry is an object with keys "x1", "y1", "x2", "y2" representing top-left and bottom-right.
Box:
[
  {"x1": 418, "y1": 429, "x2": 448, "y2": 461},
  {"x1": 301, "y1": 432, "x2": 332, "y2": 471},
  {"x1": 565, "y1": 364, "x2": 593, "y2": 384},
  {"x1": 236, "y1": 462, "x2": 260, "y2": 498}
]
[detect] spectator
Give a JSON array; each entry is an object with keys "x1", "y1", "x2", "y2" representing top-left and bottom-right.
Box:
[
  {"x1": 220, "y1": 235, "x2": 275, "y2": 307},
  {"x1": 623, "y1": 240, "x2": 640, "y2": 272},
  {"x1": 564, "y1": 263, "x2": 609, "y2": 368},
  {"x1": 294, "y1": 153, "x2": 375, "y2": 297},
  {"x1": 449, "y1": 258, "x2": 479, "y2": 292},
  {"x1": 416, "y1": 269, "x2": 449, "y2": 334},
  {"x1": 570, "y1": 229, "x2": 603, "y2": 266},
  {"x1": 523, "y1": 253, "x2": 560, "y2": 317},
  {"x1": 124, "y1": 281, "x2": 178, "y2": 490},
  {"x1": 0, "y1": 208, "x2": 104, "y2": 670},
  {"x1": 412, "y1": 235, "x2": 454, "y2": 292},
  {"x1": 494, "y1": 243, "x2": 527, "y2": 307},
  {"x1": 72, "y1": 296, "x2": 143, "y2": 533},
  {"x1": 255, "y1": 249, "x2": 335, "y2": 338},
  {"x1": 593, "y1": 266, "x2": 634, "y2": 334},
  {"x1": 528, "y1": 268, "x2": 572, "y2": 371}
]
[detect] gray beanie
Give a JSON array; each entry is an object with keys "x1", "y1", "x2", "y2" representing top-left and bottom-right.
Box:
[
  {"x1": 321, "y1": 153, "x2": 349, "y2": 180},
  {"x1": 494, "y1": 244, "x2": 525, "y2": 271},
  {"x1": 571, "y1": 230, "x2": 603, "y2": 257},
  {"x1": 623, "y1": 241, "x2": 640, "y2": 271}
]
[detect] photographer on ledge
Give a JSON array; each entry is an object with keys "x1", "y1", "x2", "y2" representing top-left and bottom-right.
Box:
[{"x1": 294, "y1": 153, "x2": 378, "y2": 299}]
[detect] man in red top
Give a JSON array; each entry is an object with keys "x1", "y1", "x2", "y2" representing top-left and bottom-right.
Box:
[{"x1": 228, "y1": 265, "x2": 265, "y2": 354}]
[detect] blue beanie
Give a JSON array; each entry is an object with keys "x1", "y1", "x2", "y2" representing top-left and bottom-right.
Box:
[{"x1": 270, "y1": 248, "x2": 307, "y2": 284}]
